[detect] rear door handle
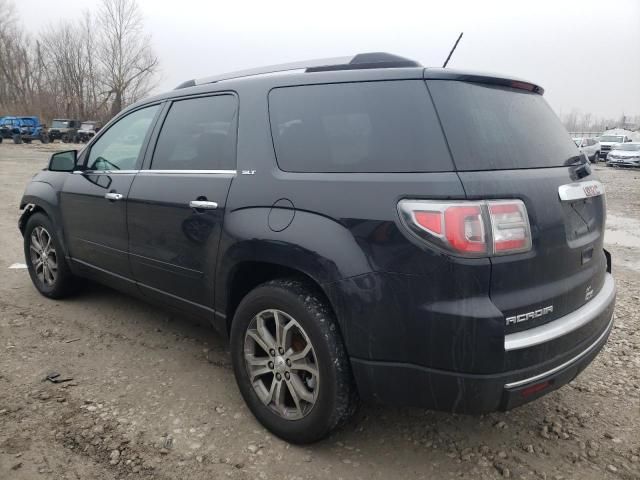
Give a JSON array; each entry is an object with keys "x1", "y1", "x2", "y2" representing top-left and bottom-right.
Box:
[
  {"x1": 105, "y1": 192, "x2": 123, "y2": 201},
  {"x1": 189, "y1": 200, "x2": 218, "y2": 210}
]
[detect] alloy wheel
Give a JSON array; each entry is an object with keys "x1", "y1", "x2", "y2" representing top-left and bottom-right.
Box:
[
  {"x1": 29, "y1": 226, "x2": 58, "y2": 286},
  {"x1": 243, "y1": 309, "x2": 319, "y2": 420}
]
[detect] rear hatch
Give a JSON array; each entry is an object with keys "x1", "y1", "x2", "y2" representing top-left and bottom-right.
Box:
[{"x1": 427, "y1": 79, "x2": 608, "y2": 336}]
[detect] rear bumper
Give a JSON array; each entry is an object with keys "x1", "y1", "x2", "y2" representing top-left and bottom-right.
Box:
[{"x1": 350, "y1": 274, "x2": 615, "y2": 413}]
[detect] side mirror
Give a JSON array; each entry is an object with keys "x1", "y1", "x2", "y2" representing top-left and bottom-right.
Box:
[{"x1": 49, "y1": 150, "x2": 78, "y2": 172}]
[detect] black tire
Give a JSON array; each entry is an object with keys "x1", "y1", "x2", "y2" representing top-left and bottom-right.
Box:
[
  {"x1": 230, "y1": 279, "x2": 357, "y2": 444},
  {"x1": 24, "y1": 213, "x2": 77, "y2": 299},
  {"x1": 13, "y1": 134, "x2": 22, "y2": 144},
  {"x1": 24, "y1": 138, "x2": 32, "y2": 144},
  {"x1": 61, "y1": 134, "x2": 69, "y2": 143},
  {"x1": 0, "y1": 136, "x2": 3, "y2": 143},
  {"x1": 41, "y1": 134, "x2": 50, "y2": 144}
]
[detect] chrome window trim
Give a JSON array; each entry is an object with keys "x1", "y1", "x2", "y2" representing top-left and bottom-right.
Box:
[
  {"x1": 138, "y1": 169, "x2": 237, "y2": 175},
  {"x1": 72, "y1": 169, "x2": 237, "y2": 175},
  {"x1": 558, "y1": 180, "x2": 605, "y2": 201},
  {"x1": 504, "y1": 273, "x2": 615, "y2": 351},
  {"x1": 73, "y1": 170, "x2": 139, "y2": 175},
  {"x1": 504, "y1": 315, "x2": 613, "y2": 389}
]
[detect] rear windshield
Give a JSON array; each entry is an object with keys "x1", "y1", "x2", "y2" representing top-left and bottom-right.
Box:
[
  {"x1": 268, "y1": 81, "x2": 453, "y2": 173},
  {"x1": 427, "y1": 81, "x2": 580, "y2": 170}
]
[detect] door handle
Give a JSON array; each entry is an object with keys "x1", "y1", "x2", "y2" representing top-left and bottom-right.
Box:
[
  {"x1": 105, "y1": 192, "x2": 123, "y2": 201},
  {"x1": 189, "y1": 200, "x2": 218, "y2": 210}
]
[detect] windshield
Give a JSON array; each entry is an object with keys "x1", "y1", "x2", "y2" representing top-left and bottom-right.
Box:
[
  {"x1": 600, "y1": 135, "x2": 624, "y2": 142},
  {"x1": 613, "y1": 144, "x2": 640, "y2": 151},
  {"x1": 428, "y1": 81, "x2": 580, "y2": 170},
  {"x1": 51, "y1": 120, "x2": 70, "y2": 128}
]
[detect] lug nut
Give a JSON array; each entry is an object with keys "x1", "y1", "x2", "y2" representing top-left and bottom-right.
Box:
[
  {"x1": 286, "y1": 359, "x2": 291, "y2": 367},
  {"x1": 268, "y1": 361, "x2": 274, "y2": 369},
  {"x1": 276, "y1": 373, "x2": 282, "y2": 381},
  {"x1": 278, "y1": 347, "x2": 284, "y2": 355},
  {"x1": 269, "y1": 349, "x2": 275, "y2": 356},
  {"x1": 285, "y1": 372, "x2": 290, "y2": 380}
]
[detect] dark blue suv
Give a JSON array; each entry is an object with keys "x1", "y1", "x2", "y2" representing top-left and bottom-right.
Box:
[{"x1": 18, "y1": 53, "x2": 616, "y2": 443}]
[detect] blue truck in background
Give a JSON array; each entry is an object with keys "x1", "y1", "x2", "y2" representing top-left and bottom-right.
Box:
[{"x1": 0, "y1": 116, "x2": 49, "y2": 144}]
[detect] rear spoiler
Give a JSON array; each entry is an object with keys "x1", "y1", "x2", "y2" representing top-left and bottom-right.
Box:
[{"x1": 424, "y1": 68, "x2": 544, "y2": 95}]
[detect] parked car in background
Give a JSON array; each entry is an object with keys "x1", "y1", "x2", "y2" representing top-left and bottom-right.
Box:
[
  {"x1": 77, "y1": 121, "x2": 102, "y2": 143},
  {"x1": 573, "y1": 137, "x2": 601, "y2": 162},
  {"x1": 18, "y1": 53, "x2": 615, "y2": 444},
  {"x1": 48, "y1": 119, "x2": 81, "y2": 143},
  {"x1": 598, "y1": 134, "x2": 632, "y2": 159},
  {"x1": 606, "y1": 142, "x2": 640, "y2": 167},
  {"x1": 0, "y1": 116, "x2": 49, "y2": 144}
]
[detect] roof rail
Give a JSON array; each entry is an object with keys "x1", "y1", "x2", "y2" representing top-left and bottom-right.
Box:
[{"x1": 174, "y1": 52, "x2": 421, "y2": 89}]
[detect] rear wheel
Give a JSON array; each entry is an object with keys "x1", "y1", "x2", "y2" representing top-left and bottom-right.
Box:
[
  {"x1": 24, "y1": 213, "x2": 77, "y2": 299},
  {"x1": 230, "y1": 279, "x2": 357, "y2": 444},
  {"x1": 41, "y1": 134, "x2": 50, "y2": 144},
  {"x1": 61, "y1": 134, "x2": 70, "y2": 143}
]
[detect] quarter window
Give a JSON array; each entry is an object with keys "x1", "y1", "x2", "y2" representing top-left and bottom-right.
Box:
[
  {"x1": 151, "y1": 95, "x2": 238, "y2": 171},
  {"x1": 86, "y1": 105, "x2": 159, "y2": 171},
  {"x1": 269, "y1": 81, "x2": 453, "y2": 173}
]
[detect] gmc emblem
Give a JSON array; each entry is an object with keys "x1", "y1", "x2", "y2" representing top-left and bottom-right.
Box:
[{"x1": 506, "y1": 305, "x2": 554, "y2": 326}]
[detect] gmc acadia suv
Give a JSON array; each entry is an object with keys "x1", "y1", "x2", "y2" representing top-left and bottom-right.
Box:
[{"x1": 18, "y1": 53, "x2": 616, "y2": 444}]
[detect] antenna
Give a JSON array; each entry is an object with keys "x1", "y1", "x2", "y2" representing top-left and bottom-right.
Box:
[{"x1": 442, "y1": 32, "x2": 464, "y2": 68}]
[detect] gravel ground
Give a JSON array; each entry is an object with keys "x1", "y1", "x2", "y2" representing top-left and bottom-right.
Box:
[{"x1": 1, "y1": 143, "x2": 639, "y2": 480}]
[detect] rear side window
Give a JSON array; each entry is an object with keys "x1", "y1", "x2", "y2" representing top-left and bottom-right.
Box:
[
  {"x1": 151, "y1": 95, "x2": 238, "y2": 171},
  {"x1": 427, "y1": 81, "x2": 579, "y2": 170},
  {"x1": 269, "y1": 81, "x2": 453, "y2": 173}
]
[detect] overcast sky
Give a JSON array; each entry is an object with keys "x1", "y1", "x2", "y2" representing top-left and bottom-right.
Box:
[{"x1": 15, "y1": 0, "x2": 640, "y2": 119}]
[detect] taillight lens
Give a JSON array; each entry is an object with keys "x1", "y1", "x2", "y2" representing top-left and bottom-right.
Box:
[
  {"x1": 398, "y1": 199, "x2": 531, "y2": 257},
  {"x1": 444, "y1": 205, "x2": 486, "y2": 253},
  {"x1": 487, "y1": 201, "x2": 531, "y2": 254}
]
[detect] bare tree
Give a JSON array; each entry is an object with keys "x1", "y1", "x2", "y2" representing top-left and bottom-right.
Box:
[
  {"x1": 97, "y1": 0, "x2": 158, "y2": 117},
  {"x1": 0, "y1": 0, "x2": 158, "y2": 123}
]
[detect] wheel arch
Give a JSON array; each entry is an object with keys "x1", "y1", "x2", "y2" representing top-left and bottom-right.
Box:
[
  {"x1": 222, "y1": 260, "x2": 338, "y2": 339},
  {"x1": 19, "y1": 182, "x2": 69, "y2": 255}
]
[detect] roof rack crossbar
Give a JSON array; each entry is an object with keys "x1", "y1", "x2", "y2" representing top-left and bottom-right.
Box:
[{"x1": 174, "y1": 52, "x2": 421, "y2": 89}]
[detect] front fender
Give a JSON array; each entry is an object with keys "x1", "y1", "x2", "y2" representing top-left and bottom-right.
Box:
[{"x1": 19, "y1": 179, "x2": 68, "y2": 255}]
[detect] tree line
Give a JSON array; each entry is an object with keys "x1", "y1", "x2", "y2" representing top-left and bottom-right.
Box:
[
  {"x1": 0, "y1": 0, "x2": 158, "y2": 124},
  {"x1": 560, "y1": 110, "x2": 640, "y2": 134}
]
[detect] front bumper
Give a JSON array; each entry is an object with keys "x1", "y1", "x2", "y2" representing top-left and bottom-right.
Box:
[{"x1": 350, "y1": 273, "x2": 616, "y2": 413}]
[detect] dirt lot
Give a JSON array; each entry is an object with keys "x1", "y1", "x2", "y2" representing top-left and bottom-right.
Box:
[{"x1": 0, "y1": 142, "x2": 639, "y2": 480}]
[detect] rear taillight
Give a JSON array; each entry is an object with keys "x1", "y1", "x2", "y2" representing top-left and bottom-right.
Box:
[
  {"x1": 398, "y1": 199, "x2": 532, "y2": 257},
  {"x1": 488, "y1": 201, "x2": 531, "y2": 254}
]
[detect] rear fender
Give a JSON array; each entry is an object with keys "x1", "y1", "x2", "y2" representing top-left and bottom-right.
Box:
[{"x1": 216, "y1": 207, "x2": 373, "y2": 331}]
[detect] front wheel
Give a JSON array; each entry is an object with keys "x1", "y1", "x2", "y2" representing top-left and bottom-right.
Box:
[
  {"x1": 24, "y1": 213, "x2": 77, "y2": 298},
  {"x1": 13, "y1": 134, "x2": 22, "y2": 144},
  {"x1": 230, "y1": 279, "x2": 357, "y2": 444}
]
